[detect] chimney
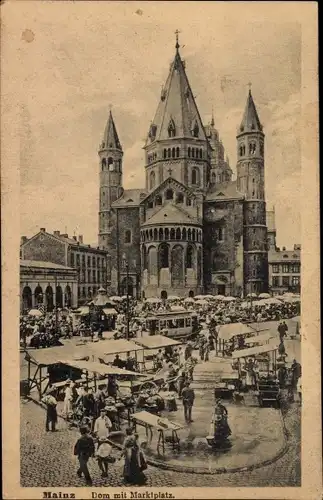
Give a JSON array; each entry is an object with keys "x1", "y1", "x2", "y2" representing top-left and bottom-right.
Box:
[
  {"x1": 40, "y1": 228, "x2": 46, "y2": 232},
  {"x1": 78, "y1": 235, "x2": 83, "y2": 244},
  {"x1": 53, "y1": 230, "x2": 60, "y2": 237},
  {"x1": 73, "y1": 236, "x2": 77, "y2": 241},
  {"x1": 21, "y1": 236, "x2": 28, "y2": 245}
]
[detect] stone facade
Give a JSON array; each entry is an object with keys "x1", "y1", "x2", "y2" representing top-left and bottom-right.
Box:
[
  {"x1": 21, "y1": 229, "x2": 108, "y2": 305},
  {"x1": 98, "y1": 42, "x2": 269, "y2": 298}
]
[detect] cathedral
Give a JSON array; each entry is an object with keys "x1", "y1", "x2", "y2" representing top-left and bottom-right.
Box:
[{"x1": 98, "y1": 37, "x2": 269, "y2": 299}]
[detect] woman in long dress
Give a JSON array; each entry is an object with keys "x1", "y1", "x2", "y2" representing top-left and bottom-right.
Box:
[{"x1": 121, "y1": 428, "x2": 147, "y2": 485}]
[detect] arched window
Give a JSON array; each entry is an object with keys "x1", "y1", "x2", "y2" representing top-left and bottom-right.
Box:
[
  {"x1": 192, "y1": 229, "x2": 196, "y2": 241},
  {"x1": 186, "y1": 198, "x2": 192, "y2": 206},
  {"x1": 186, "y1": 245, "x2": 194, "y2": 268},
  {"x1": 168, "y1": 148, "x2": 171, "y2": 158},
  {"x1": 153, "y1": 228, "x2": 158, "y2": 240},
  {"x1": 188, "y1": 228, "x2": 192, "y2": 241},
  {"x1": 159, "y1": 228, "x2": 164, "y2": 240},
  {"x1": 101, "y1": 158, "x2": 106, "y2": 171},
  {"x1": 191, "y1": 168, "x2": 200, "y2": 185},
  {"x1": 155, "y1": 195, "x2": 162, "y2": 206},
  {"x1": 172, "y1": 147, "x2": 175, "y2": 158},
  {"x1": 125, "y1": 230, "x2": 132, "y2": 243},
  {"x1": 168, "y1": 119, "x2": 176, "y2": 138},
  {"x1": 176, "y1": 228, "x2": 181, "y2": 240},
  {"x1": 165, "y1": 228, "x2": 169, "y2": 240},
  {"x1": 176, "y1": 192, "x2": 184, "y2": 204},
  {"x1": 149, "y1": 229, "x2": 153, "y2": 240},
  {"x1": 163, "y1": 149, "x2": 167, "y2": 159},
  {"x1": 107, "y1": 157, "x2": 114, "y2": 170},
  {"x1": 199, "y1": 149, "x2": 203, "y2": 159},
  {"x1": 176, "y1": 147, "x2": 180, "y2": 158},
  {"x1": 188, "y1": 147, "x2": 191, "y2": 158},
  {"x1": 249, "y1": 142, "x2": 256, "y2": 155},
  {"x1": 149, "y1": 171, "x2": 156, "y2": 190},
  {"x1": 159, "y1": 243, "x2": 169, "y2": 268},
  {"x1": 146, "y1": 230, "x2": 149, "y2": 241},
  {"x1": 192, "y1": 148, "x2": 195, "y2": 158},
  {"x1": 193, "y1": 121, "x2": 199, "y2": 137},
  {"x1": 165, "y1": 189, "x2": 174, "y2": 200},
  {"x1": 182, "y1": 228, "x2": 187, "y2": 240},
  {"x1": 170, "y1": 228, "x2": 175, "y2": 240},
  {"x1": 218, "y1": 227, "x2": 224, "y2": 241},
  {"x1": 148, "y1": 200, "x2": 154, "y2": 209},
  {"x1": 212, "y1": 172, "x2": 216, "y2": 183}
]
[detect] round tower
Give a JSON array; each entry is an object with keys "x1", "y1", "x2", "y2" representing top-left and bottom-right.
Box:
[
  {"x1": 98, "y1": 111, "x2": 123, "y2": 249},
  {"x1": 236, "y1": 89, "x2": 268, "y2": 295}
]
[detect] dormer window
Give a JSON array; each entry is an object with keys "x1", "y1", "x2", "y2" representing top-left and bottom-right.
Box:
[
  {"x1": 149, "y1": 124, "x2": 157, "y2": 141},
  {"x1": 161, "y1": 88, "x2": 167, "y2": 101},
  {"x1": 101, "y1": 158, "x2": 106, "y2": 171},
  {"x1": 168, "y1": 119, "x2": 176, "y2": 138}
]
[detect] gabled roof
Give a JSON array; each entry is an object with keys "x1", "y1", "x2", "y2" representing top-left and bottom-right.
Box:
[
  {"x1": 206, "y1": 181, "x2": 244, "y2": 201},
  {"x1": 102, "y1": 111, "x2": 122, "y2": 150},
  {"x1": 141, "y1": 202, "x2": 199, "y2": 227},
  {"x1": 112, "y1": 189, "x2": 148, "y2": 208},
  {"x1": 146, "y1": 46, "x2": 207, "y2": 145},
  {"x1": 268, "y1": 249, "x2": 300, "y2": 263},
  {"x1": 238, "y1": 90, "x2": 263, "y2": 135},
  {"x1": 140, "y1": 176, "x2": 195, "y2": 205}
]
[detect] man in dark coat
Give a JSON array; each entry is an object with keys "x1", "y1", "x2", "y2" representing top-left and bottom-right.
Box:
[
  {"x1": 42, "y1": 388, "x2": 58, "y2": 432},
  {"x1": 74, "y1": 426, "x2": 95, "y2": 485},
  {"x1": 181, "y1": 382, "x2": 195, "y2": 423}
]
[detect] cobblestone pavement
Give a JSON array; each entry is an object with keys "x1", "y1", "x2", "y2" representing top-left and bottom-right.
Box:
[{"x1": 21, "y1": 399, "x2": 300, "y2": 487}]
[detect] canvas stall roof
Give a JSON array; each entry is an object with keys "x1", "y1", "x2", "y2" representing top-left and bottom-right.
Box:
[
  {"x1": 101, "y1": 339, "x2": 144, "y2": 355},
  {"x1": 244, "y1": 331, "x2": 276, "y2": 345},
  {"x1": 25, "y1": 344, "x2": 90, "y2": 366},
  {"x1": 103, "y1": 308, "x2": 118, "y2": 315},
  {"x1": 58, "y1": 359, "x2": 148, "y2": 378},
  {"x1": 217, "y1": 322, "x2": 256, "y2": 341},
  {"x1": 134, "y1": 335, "x2": 181, "y2": 350},
  {"x1": 231, "y1": 340, "x2": 279, "y2": 359}
]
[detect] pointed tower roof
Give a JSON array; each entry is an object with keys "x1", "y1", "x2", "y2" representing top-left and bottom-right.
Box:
[
  {"x1": 146, "y1": 40, "x2": 206, "y2": 145},
  {"x1": 102, "y1": 111, "x2": 122, "y2": 150},
  {"x1": 238, "y1": 90, "x2": 263, "y2": 135}
]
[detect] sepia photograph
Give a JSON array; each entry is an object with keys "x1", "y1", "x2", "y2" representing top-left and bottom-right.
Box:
[{"x1": 1, "y1": 2, "x2": 320, "y2": 499}]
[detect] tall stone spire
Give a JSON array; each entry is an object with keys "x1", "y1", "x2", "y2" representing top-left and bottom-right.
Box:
[
  {"x1": 238, "y1": 89, "x2": 263, "y2": 134},
  {"x1": 145, "y1": 40, "x2": 207, "y2": 144},
  {"x1": 102, "y1": 110, "x2": 122, "y2": 151}
]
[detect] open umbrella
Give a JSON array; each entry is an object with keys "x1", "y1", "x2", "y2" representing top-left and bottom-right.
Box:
[
  {"x1": 184, "y1": 297, "x2": 195, "y2": 303},
  {"x1": 222, "y1": 296, "x2": 236, "y2": 302},
  {"x1": 167, "y1": 295, "x2": 180, "y2": 301},
  {"x1": 145, "y1": 297, "x2": 162, "y2": 304},
  {"x1": 28, "y1": 309, "x2": 43, "y2": 317},
  {"x1": 214, "y1": 295, "x2": 225, "y2": 300},
  {"x1": 195, "y1": 299, "x2": 208, "y2": 306},
  {"x1": 261, "y1": 297, "x2": 283, "y2": 305},
  {"x1": 109, "y1": 296, "x2": 122, "y2": 302},
  {"x1": 194, "y1": 295, "x2": 207, "y2": 300},
  {"x1": 247, "y1": 293, "x2": 257, "y2": 299},
  {"x1": 259, "y1": 293, "x2": 271, "y2": 299}
]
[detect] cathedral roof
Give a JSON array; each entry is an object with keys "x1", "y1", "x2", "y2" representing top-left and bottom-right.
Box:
[
  {"x1": 238, "y1": 90, "x2": 263, "y2": 135},
  {"x1": 112, "y1": 188, "x2": 148, "y2": 207},
  {"x1": 102, "y1": 111, "x2": 122, "y2": 150},
  {"x1": 141, "y1": 203, "x2": 199, "y2": 227},
  {"x1": 146, "y1": 45, "x2": 207, "y2": 145},
  {"x1": 206, "y1": 181, "x2": 244, "y2": 201}
]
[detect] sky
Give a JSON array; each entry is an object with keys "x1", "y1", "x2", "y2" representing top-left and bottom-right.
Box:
[{"x1": 14, "y1": 2, "x2": 302, "y2": 248}]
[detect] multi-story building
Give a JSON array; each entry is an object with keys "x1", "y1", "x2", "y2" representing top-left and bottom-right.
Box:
[
  {"x1": 20, "y1": 259, "x2": 78, "y2": 312},
  {"x1": 98, "y1": 37, "x2": 270, "y2": 298},
  {"x1": 267, "y1": 208, "x2": 301, "y2": 294},
  {"x1": 21, "y1": 228, "x2": 109, "y2": 305}
]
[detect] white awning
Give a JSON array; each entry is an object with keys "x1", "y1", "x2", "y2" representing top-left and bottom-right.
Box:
[{"x1": 103, "y1": 308, "x2": 118, "y2": 315}]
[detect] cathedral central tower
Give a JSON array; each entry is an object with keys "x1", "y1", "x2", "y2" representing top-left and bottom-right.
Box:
[{"x1": 144, "y1": 36, "x2": 211, "y2": 193}]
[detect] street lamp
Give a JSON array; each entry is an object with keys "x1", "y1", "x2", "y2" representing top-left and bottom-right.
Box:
[{"x1": 122, "y1": 253, "x2": 130, "y2": 340}]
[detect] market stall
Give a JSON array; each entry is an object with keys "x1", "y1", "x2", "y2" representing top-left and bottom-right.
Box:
[
  {"x1": 131, "y1": 410, "x2": 185, "y2": 454},
  {"x1": 133, "y1": 335, "x2": 182, "y2": 372},
  {"x1": 217, "y1": 322, "x2": 256, "y2": 355}
]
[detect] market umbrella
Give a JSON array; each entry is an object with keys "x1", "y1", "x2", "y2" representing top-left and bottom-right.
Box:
[
  {"x1": 222, "y1": 296, "x2": 236, "y2": 302},
  {"x1": 214, "y1": 295, "x2": 225, "y2": 300},
  {"x1": 28, "y1": 309, "x2": 43, "y2": 317},
  {"x1": 167, "y1": 295, "x2": 180, "y2": 301},
  {"x1": 195, "y1": 299, "x2": 208, "y2": 306},
  {"x1": 145, "y1": 297, "x2": 162, "y2": 304},
  {"x1": 246, "y1": 293, "x2": 257, "y2": 299},
  {"x1": 261, "y1": 297, "x2": 283, "y2": 305},
  {"x1": 259, "y1": 293, "x2": 271, "y2": 299},
  {"x1": 109, "y1": 296, "x2": 122, "y2": 302},
  {"x1": 204, "y1": 294, "x2": 216, "y2": 300},
  {"x1": 184, "y1": 297, "x2": 195, "y2": 303},
  {"x1": 194, "y1": 295, "x2": 207, "y2": 300}
]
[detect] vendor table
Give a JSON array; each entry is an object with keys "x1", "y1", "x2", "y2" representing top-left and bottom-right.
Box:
[{"x1": 131, "y1": 410, "x2": 185, "y2": 455}]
